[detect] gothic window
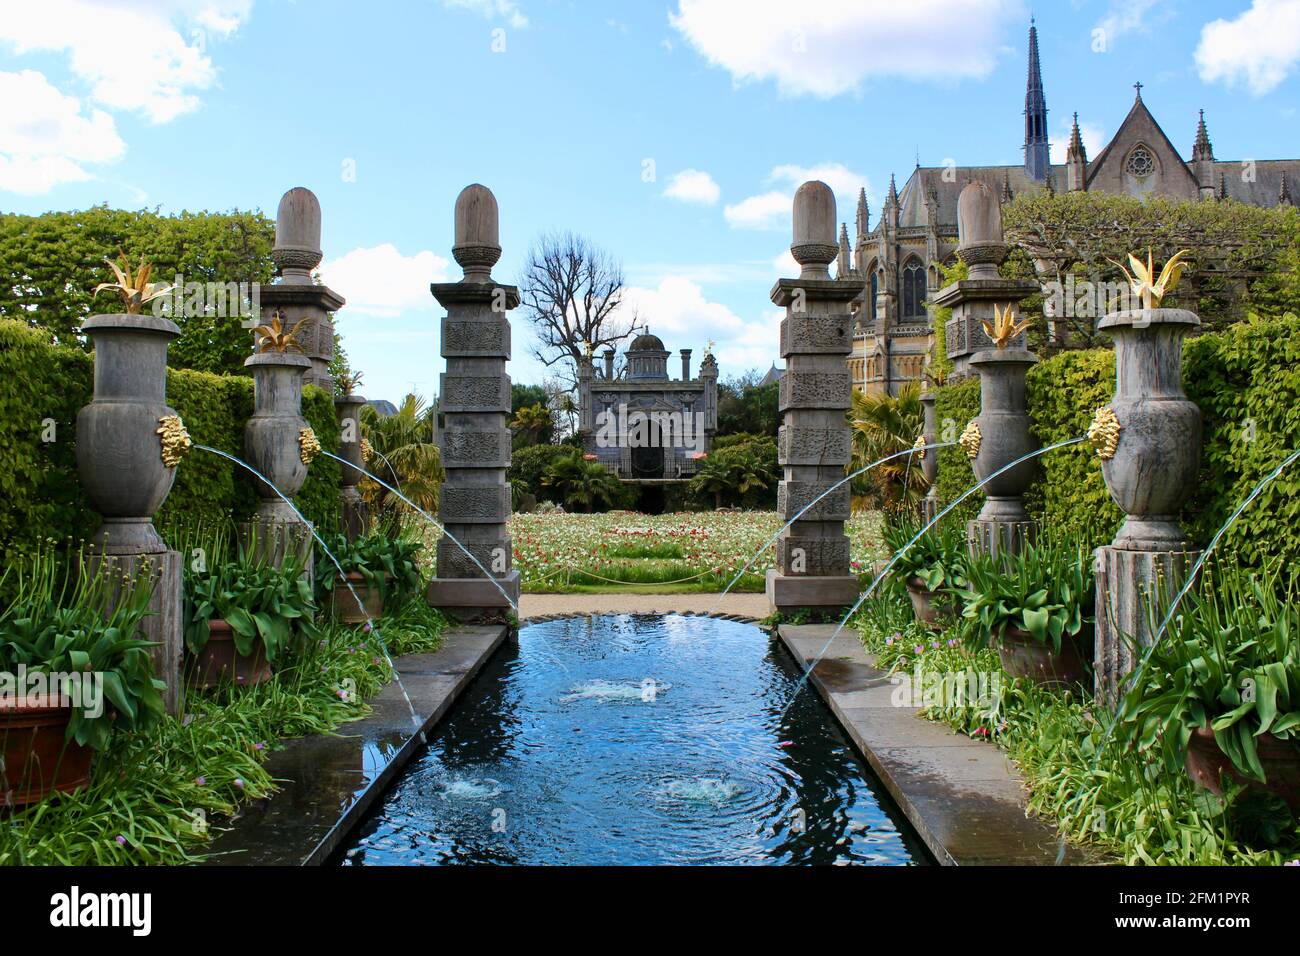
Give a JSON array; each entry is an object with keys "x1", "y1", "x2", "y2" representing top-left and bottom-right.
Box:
[
  {"x1": 869, "y1": 271, "x2": 879, "y2": 321},
  {"x1": 1125, "y1": 146, "x2": 1155, "y2": 178},
  {"x1": 901, "y1": 259, "x2": 926, "y2": 320}
]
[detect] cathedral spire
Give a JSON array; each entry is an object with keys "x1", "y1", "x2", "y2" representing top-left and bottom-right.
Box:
[
  {"x1": 885, "y1": 174, "x2": 899, "y2": 208},
  {"x1": 1001, "y1": 170, "x2": 1013, "y2": 203},
  {"x1": 1192, "y1": 109, "x2": 1214, "y2": 162},
  {"x1": 836, "y1": 222, "x2": 852, "y2": 278},
  {"x1": 856, "y1": 187, "x2": 869, "y2": 237},
  {"x1": 1066, "y1": 112, "x2": 1087, "y2": 191},
  {"x1": 1281, "y1": 172, "x2": 1294, "y2": 207},
  {"x1": 1024, "y1": 17, "x2": 1050, "y2": 182}
]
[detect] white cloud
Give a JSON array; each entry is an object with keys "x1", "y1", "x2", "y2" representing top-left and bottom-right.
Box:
[
  {"x1": 0, "y1": 70, "x2": 125, "y2": 194},
  {"x1": 772, "y1": 249, "x2": 799, "y2": 277},
  {"x1": 442, "y1": 0, "x2": 528, "y2": 29},
  {"x1": 620, "y1": 276, "x2": 783, "y2": 374},
  {"x1": 668, "y1": 0, "x2": 1020, "y2": 97},
  {"x1": 0, "y1": 1, "x2": 251, "y2": 124},
  {"x1": 725, "y1": 162, "x2": 869, "y2": 230},
  {"x1": 1094, "y1": 0, "x2": 1162, "y2": 44},
  {"x1": 1049, "y1": 119, "x2": 1106, "y2": 164},
  {"x1": 663, "y1": 168, "x2": 721, "y2": 204},
  {"x1": 1195, "y1": 0, "x2": 1300, "y2": 95},
  {"x1": 724, "y1": 190, "x2": 789, "y2": 229},
  {"x1": 319, "y1": 244, "x2": 451, "y2": 318}
]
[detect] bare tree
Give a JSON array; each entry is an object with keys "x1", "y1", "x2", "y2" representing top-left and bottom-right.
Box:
[{"x1": 519, "y1": 230, "x2": 639, "y2": 387}]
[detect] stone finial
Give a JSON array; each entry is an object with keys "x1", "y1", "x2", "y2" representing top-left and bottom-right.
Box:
[
  {"x1": 956, "y1": 180, "x2": 1007, "y2": 279},
  {"x1": 452, "y1": 183, "x2": 502, "y2": 281},
  {"x1": 791, "y1": 180, "x2": 837, "y2": 280},
  {"x1": 273, "y1": 187, "x2": 323, "y2": 284}
]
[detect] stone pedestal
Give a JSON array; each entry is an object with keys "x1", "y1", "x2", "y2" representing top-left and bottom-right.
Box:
[
  {"x1": 335, "y1": 393, "x2": 369, "y2": 541},
  {"x1": 768, "y1": 181, "x2": 859, "y2": 614},
  {"x1": 428, "y1": 184, "x2": 518, "y2": 619},
  {"x1": 1094, "y1": 546, "x2": 1199, "y2": 706},
  {"x1": 1092, "y1": 307, "x2": 1202, "y2": 705},
  {"x1": 931, "y1": 181, "x2": 1037, "y2": 381},
  {"x1": 86, "y1": 550, "x2": 183, "y2": 714},
  {"x1": 260, "y1": 187, "x2": 346, "y2": 392}
]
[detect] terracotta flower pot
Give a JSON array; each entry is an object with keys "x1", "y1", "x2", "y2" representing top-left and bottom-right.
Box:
[
  {"x1": 1185, "y1": 726, "x2": 1300, "y2": 811},
  {"x1": 906, "y1": 577, "x2": 957, "y2": 630},
  {"x1": 0, "y1": 697, "x2": 93, "y2": 806},
  {"x1": 187, "y1": 619, "x2": 272, "y2": 688},
  {"x1": 996, "y1": 625, "x2": 1089, "y2": 688},
  {"x1": 331, "y1": 571, "x2": 384, "y2": 625}
]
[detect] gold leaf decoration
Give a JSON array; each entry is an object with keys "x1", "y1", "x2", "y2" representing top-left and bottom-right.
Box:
[
  {"x1": 1106, "y1": 248, "x2": 1191, "y2": 310},
  {"x1": 156, "y1": 415, "x2": 191, "y2": 468},
  {"x1": 359, "y1": 437, "x2": 374, "y2": 464},
  {"x1": 912, "y1": 434, "x2": 927, "y2": 461},
  {"x1": 1088, "y1": 406, "x2": 1122, "y2": 460},
  {"x1": 959, "y1": 420, "x2": 982, "y2": 460},
  {"x1": 252, "y1": 310, "x2": 309, "y2": 354},
  {"x1": 980, "y1": 303, "x2": 1032, "y2": 349},
  {"x1": 298, "y1": 426, "x2": 321, "y2": 465},
  {"x1": 94, "y1": 252, "x2": 174, "y2": 315}
]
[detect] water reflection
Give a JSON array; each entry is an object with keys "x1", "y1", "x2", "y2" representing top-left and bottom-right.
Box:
[{"x1": 341, "y1": 614, "x2": 924, "y2": 866}]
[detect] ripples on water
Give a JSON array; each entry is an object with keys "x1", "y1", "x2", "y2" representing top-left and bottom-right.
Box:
[{"x1": 339, "y1": 614, "x2": 924, "y2": 866}]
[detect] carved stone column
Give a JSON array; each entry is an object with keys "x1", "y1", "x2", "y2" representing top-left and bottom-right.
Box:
[
  {"x1": 77, "y1": 314, "x2": 185, "y2": 712},
  {"x1": 766, "y1": 181, "x2": 859, "y2": 613},
  {"x1": 257, "y1": 187, "x2": 345, "y2": 392},
  {"x1": 427, "y1": 184, "x2": 519, "y2": 616},
  {"x1": 1094, "y1": 308, "x2": 1202, "y2": 706},
  {"x1": 335, "y1": 392, "x2": 369, "y2": 541},
  {"x1": 932, "y1": 182, "x2": 1037, "y2": 381}
]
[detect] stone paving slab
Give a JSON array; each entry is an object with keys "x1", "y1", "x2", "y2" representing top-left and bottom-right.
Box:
[
  {"x1": 777, "y1": 623, "x2": 1088, "y2": 866},
  {"x1": 202, "y1": 624, "x2": 507, "y2": 866}
]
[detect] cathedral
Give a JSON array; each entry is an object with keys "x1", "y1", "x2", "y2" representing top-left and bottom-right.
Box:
[{"x1": 843, "y1": 19, "x2": 1299, "y2": 395}]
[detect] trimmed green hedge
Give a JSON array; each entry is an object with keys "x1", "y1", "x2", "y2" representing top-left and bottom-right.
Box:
[
  {"x1": 0, "y1": 319, "x2": 340, "y2": 551},
  {"x1": 932, "y1": 377, "x2": 981, "y2": 527},
  {"x1": 929, "y1": 313, "x2": 1300, "y2": 574}
]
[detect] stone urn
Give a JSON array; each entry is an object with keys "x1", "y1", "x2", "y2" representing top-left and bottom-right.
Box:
[
  {"x1": 335, "y1": 392, "x2": 370, "y2": 540},
  {"x1": 76, "y1": 314, "x2": 182, "y2": 554},
  {"x1": 1097, "y1": 309, "x2": 1201, "y2": 550},
  {"x1": 244, "y1": 351, "x2": 312, "y2": 522},
  {"x1": 967, "y1": 348, "x2": 1038, "y2": 522}
]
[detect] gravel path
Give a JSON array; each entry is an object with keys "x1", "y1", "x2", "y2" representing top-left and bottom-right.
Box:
[{"x1": 518, "y1": 592, "x2": 768, "y2": 621}]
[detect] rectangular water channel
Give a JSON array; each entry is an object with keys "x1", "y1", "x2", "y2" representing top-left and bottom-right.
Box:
[{"x1": 337, "y1": 614, "x2": 928, "y2": 865}]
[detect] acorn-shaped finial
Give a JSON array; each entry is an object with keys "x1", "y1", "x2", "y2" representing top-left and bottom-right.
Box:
[
  {"x1": 956, "y1": 181, "x2": 1006, "y2": 279},
  {"x1": 273, "y1": 186, "x2": 323, "y2": 284},
  {"x1": 790, "y1": 181, "x2": 837, "y2": 280},
  {"x1": 452, "y1": 183, "x2": 501, "y2": 281}
]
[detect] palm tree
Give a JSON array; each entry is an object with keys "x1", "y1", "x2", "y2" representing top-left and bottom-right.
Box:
[
  {"x1": 510, "y1": 402, "x2": 554, "y2": 446},
  {"x1": 541, "y1": 451, "x2": 623, "y2": 513},
  {"x1": 359, "y1": 394, "x2": 445, "y2": 519},
  {"x1": 848, "y1": 382, "x2": 927, "y2": 513}
]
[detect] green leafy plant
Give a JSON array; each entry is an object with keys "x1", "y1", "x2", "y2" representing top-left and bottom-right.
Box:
[
  {"x1": 184, "y1": 547, "x2": 317, "y2": 665},
  {"x1": 316, "y1": 528, "x2": 423, "y2": 606},
  {"x1": 959, "y1": 538, "x2": 1093, "y2": 652},
  {"x1": 0, "y1": 548, "x2": 166, "y2": 750},
  {"x1": 1118, "y1": 565, "x2": 1300, "y2": 784},
  {"x1": 881, "y1": 515, "x2": 966, "y2": 593}
]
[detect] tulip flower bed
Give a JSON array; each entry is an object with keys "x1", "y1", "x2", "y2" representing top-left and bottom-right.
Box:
[{"x1": 501, "y1": 511, "x2": 886, "y2": 593}]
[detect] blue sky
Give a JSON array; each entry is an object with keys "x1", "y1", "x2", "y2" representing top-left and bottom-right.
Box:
[{"x1": 2, "y1": 0, "x2": 1297, "y2": 402}]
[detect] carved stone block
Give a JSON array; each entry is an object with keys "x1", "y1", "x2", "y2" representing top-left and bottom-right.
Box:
[
  {"x1": 439, "y1": 485, "x2": 511, "y2": 524},
  {"x1": 778, "y1": 480, "x2": 852, "y2": 522},
  {"x1": 780, "y1": 314, "x2": 853, "y2": 357},
  {"x1": 778, "y1": 425, "x2": 851, "y2": 466},
  {"x1": 439, "y1": 374, "x2": 511, "y2": 413},
  {"x1": 776, "y1": 534, "x2": 851, "y2": 576},
  {"x1": 778, "y1": 370, "x2": 851, "y2": 411},
  {"x1": 441, "y1": 316, "x2": 511, "y2": 358},
  {"x1": 436, "y1": 537, "x2": 512, "y2": 579},
  {"x1": 440, "y1": 426, "x2": 512, "y2": 468}
]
